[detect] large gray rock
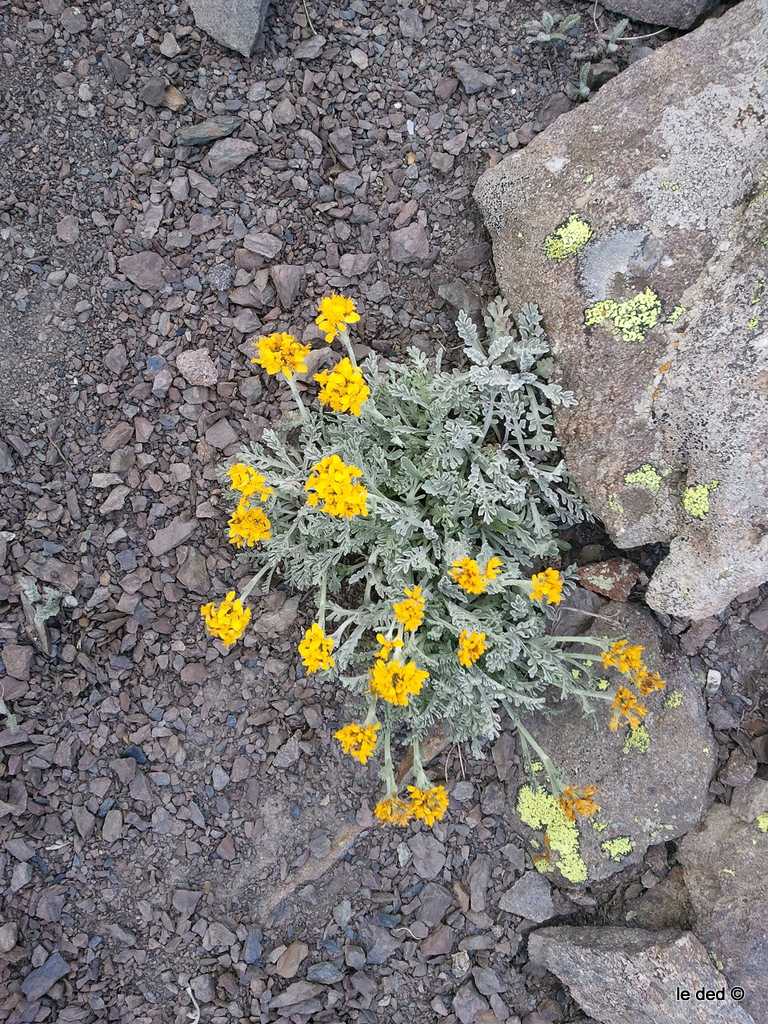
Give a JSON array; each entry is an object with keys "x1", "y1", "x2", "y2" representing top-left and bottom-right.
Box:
[
  {"x1": 601, "y1": 0, "x2": 718, "y2": 29},
  {"x1": 189, "y1": 0, "x2": 271, "y2": 57},
  {"x1": 529, "y1": 926, "x2": 756, "y2": 1024},
  {"x1": 679, "y1": 802, "x2": 768, "y2": 1020},
  {"x1": 474, "y1": 0, "x2": 768, "y2": 620},
  {"x1": 520, "y1": 603, "x2": 715, "y2": 883}
]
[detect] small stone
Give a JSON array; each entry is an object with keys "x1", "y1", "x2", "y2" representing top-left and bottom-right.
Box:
[
  {"x1": 2, "y1": 644, "x2": 33, "y2": 681},
  {"x1": 176, "y1": 348, "x2": 218, "y2": 386},
  {"x1": 56, "y1": 215, "x2": 79, "y2": 243},
  {"x1": 453, "y1": 981, "x2": 490, "y2": 1024},
  {"x1": 244, "y1": 928, "x2": 263, "y2": 964},
  {"x1": 399, "y1": 8, "x2": 425, "y2": 39},
  {"x1": 276, "y1": 941, "x2": 308, "y2": 978},
  {"x1": 430, "y1": 152, "x2": 454, "y2": 174},
  {"x1": 421, "y1": 924, "x2": 456, "y2": 957},
  {"x1": 205, "y1": 138, "x2": 258, "y2": 176},
  {"x1": 21, "y1": 952, "x2": 70, "y2": 1000},
  {"x1": 536, "y1": 92, "x2": 575, "y2": 129},
  {"x1": 160, "y1": 31, "x2": 180, "y2": 58},
  {"x1": 102, "y1": 809, "x2": 123, "y2": 842},
  {"x1": 444, "y1": 130, "x2": 468, "y2": 156},
  {"x1": 577, "y1": 558, "x2": 641, "y2": 601},
  {"x1": 749, "y1": 598, "x2": 768, "y2": 632},
  {"x1": 103, "y1": 54, "x2": 130, "y2": 84},
  {"x1": 205, "y1": 418, "x2": 237, "y2": 449},
  {"x1": 306, "y1": 961, "x2": 345, "y2": 984},
  {"x1": 0, "y1": 922, "x2": 18, "y2": 953},
  {"x1": 452, "y1": 60, "x2": 496, "y2": 95},
  {"x1": 190, "y1": 974, "x2": 216, "y2": 1003},
  {"x1": 409, "y1": 833, "x2": 446, "y2": 880},
  {"x1": 273, "y1": 97, "x2": 296, "y2": 125},
  {"x1": 119, "y1": 251, "x2": 169, "y2": 291},
  {"x1": 472, "y1": 966, "x2": 505, "y2": 996},
  {"x1": 294, "y1": 34, "x2": 326, "y2": 59},
  {"x1": 243, "y1": 232, "x2": 283, "y2": 258},
  {"x1": 273, "y1": 733, "x2": 300, "y2": 768},
  {"x1": 148, "y1": 516, "x2": 198, "y2": 557},
  {"x1": 499, "y1": 872, "x2": 555, "y2": 923},
  {"x1": 390, "y1": 222, "x2": 431, "y2": 263},
  {"x1": 718, "y1": 746, "x2": 757, "y2": 788},
  {"x1": 173, "y1": 889, "x2": 203, "y2": 915},
  {"x1": 139, "y1": 76, "x2": 167, "y2": 106},
  {"x1": 177, "y1": 116, "x2": 241, "y2": 147},
  {"x1": 270, "y1": 264, "x2": 306, "y2": 308}
]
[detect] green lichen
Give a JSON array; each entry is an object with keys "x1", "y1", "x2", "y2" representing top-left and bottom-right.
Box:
[
  {"x1": 623, "y1": 723, "x2": 651, "y2": 754},
  {"x1": 517, "y1": 785, "x2": 588, "y2": 884},
  {"x1": 607, "y1": 494, "x2": 624, "y2": 515},
  {"x1": 664, "y1": 690, "x2": 684, "y2": 709},
  {"x1": 591, "y1": 820, "x2": 608, "y2": 833},
  {"x1": 529, "y1": 760, "x2": 544, "y2": 774},
  {"x1": 601, "y1": 836, "x2": 634, "y2": 861},
  {"x1": 596, "y1": 677, "x2": 610, "y2": 691},
  {"x1": 747, "y1": 317, "x2": 759, "y2": 331},
  {"x1": 668, "y1": 305, "x2": 686, "y2": 324},
  {"x1": 585, "y1": 288, "x2": 663, "y2": 343},
  {"x1": 756, "y1": 813, "x2": 768, "y2": 833},
  {"x1": 682, "y1": 480, "x2": 719, "y2": 519},
  {"x1": 624, "y1": 464, "x2": 663, "y2": 493},
  {"x1": 544, "y1": 215, "x2": 594, "y2": 262}
]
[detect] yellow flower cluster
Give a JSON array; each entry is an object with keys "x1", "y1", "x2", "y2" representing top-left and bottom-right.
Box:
[
  {"x1": 298, "y1": 623, "x2": 335, "y2": 673},
  {"x1": 374, "y1": 784, "x2": 449, "y2": 827},
  {"x1": 315, "y1": 357, "x2": 370, "y2": 416},
  {"x1": 305, "y1": 454, "x2": 368, "y2": 518},
  {"x1": 449, "y1": 556, "x2": 503, "y2": 595},
  {"x1": 200, "y1": 591, "x2": 251, "y2": 647},
  {"x1": 252, "y1": 332, "x2": 310, "y2": 379},
  {"x1": 334, "y1": 722, "x2": 380, "y2": 764},
  {"x1": 228, "y1": 498, "x2": 272, "y2": 548},
  {"x1": 375, "y1": 633, "x2": 403, "y2": 661},
  {"x1": 457, "y1": 629, "x2": 487, "y2": 667},
  {"x1": 369, "y1": 657, "x2": 428, "y2": 706},
  {"x1": 392, "y1": 585, "x2": 425, "y2": 632},
  {"x1": 227, "y1": 463, "x2": 273, "y2": 502},
  {"x1": 529, "y1": 567, "x2": 564, "y2": 605},
  {"x1": 559, "y1": 784, "x2": 599, "y2": 822},
  {"x1": 316, "y1": 293, "x2": 361, "y2": 343},
  {"x1": 601, "y1": 639, "x2": 666, "y2": 731}
]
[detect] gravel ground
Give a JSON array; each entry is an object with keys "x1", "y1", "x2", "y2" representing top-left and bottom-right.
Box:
[{"x1": 3, "y1": 1, "x2": 764, "y2": 1021}]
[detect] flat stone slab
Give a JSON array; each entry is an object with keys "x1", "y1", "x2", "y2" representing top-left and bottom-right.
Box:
[
  {"x1": 529, "y1": 926, "x2": 756, "y2": 1024},
  {"x1": 474, "y1": 0, "x2": 768, "y2": 619}
]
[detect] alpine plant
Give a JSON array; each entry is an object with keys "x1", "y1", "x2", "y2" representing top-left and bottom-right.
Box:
[{"x1": 201, "y1": 295, "x2": 667, "y2": 833}]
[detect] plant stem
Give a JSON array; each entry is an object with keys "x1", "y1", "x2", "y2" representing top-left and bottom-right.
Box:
[
  {"x1": 339, "y1": 328, "x2": 357, "y2": 366},
  {"x1": 238, "y1": 563, "x2": 272, "y2": 602},
  {"x1": 286, "y1": 376, "x2": 309, "y2": 423}
]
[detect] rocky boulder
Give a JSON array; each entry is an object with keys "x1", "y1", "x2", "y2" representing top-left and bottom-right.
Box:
[
  {"x1": 529, "y1": 926, "x2": 756, "y2": 1024},
  {"x1": 519, "y1": 602, "x2": 715, "y2": 883},
  {"x1": 474, "y1": 0, "x2": 768, "y2": 620},
  {"x1": 678, "y1": 800, "x2": 768, "y2": 1020},
  {"x1": 189, "y1": 0, "x2": 271, "y2": 57},
  {"x1": 601, "y1": 0, "x2": 718, "y2": 29}
]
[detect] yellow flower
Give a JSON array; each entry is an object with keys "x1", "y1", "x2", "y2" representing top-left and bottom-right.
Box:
[
  {"x1": 369, "y1": 657, "x2": 428, "y2": 706},
  {"x1": 316, "y1": 293, "x2": 361, "y2": 343},
  {"x1": 314, "y1": 357, "x2": 370, "y2": 416},
  {"x1": 601, "y1": 640, "x2": 644, "y2": 675},
  {"x1": 635, "y1": 668, "x2": 666, "y2": 696},
  {"x1": 305, "y1": 453, "x2": 368, "y2": 518},
  {"x1": 457, "y1": 629, "x2": 487, "y2": 667},
  {"x1": 200, "y1": 591, "x2": 251, "y2": 647},
  {"x1": 228, "y1": 497, "x2": 272, "y2": 548},
  {"x1": 227, "y1": 463, "x2": 272, "y2": 502},
  {"x1": 609, "y1": 687, "x2": 647, "y2": 732},
  {"x1": 298, "y1": 623, "x2": 335, "y2": 673},
  {"x1": 407, "y1": 784, "x2": 449, "y2": 826},
  {"x1": 559, "y1": 785, "x2": 600, "y2": 822},
  {"x1": 375, "y1": 633, "x2": 403, "y2": 661},
  {"x1": 449, "y1": 556, "x2": 503, "y2": 595},
  {"x1": 392, "y1": 585, "x2": 425, "y2": 632},
  {"x1": 334, "y1": 722, "x2": 380, "y2": 764},
  {"x1": 374, "y1": 795, "x2": 413, "y2": 826},
  {"x1": 252, "y1": 332, "x2": 310, "y2": 379},
  {"x1": 529, "y1": 568, "x2": 564, "y2": 605}
]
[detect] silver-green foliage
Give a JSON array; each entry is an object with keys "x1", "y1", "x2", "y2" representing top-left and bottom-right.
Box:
[
  {"x1": 524, "y1": 11, "x2": 581, "y2": 44},
  {"x1": 234, "y1": 299, "x2": 597, "y2": 754}
]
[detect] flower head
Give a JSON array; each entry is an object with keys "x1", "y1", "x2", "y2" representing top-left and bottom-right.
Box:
[
  {"x1": 334, "y1": 722, "x2": 380, "y2": 765},
  {"x1": 609, "y1": 687, "x2": 647, "y2": 732},
  {"x1": 369, "y1": 657, "x2": 428, "y2": 706},
  {"x1": 227, "y1": 463, "x2": 272, "y2": 502},
  {"x1": 392, "y1": 585, "x2": 425, "y2": 632},
  {"x1": 559, "y1": 785, "x2": 600, "y2": 822},
  {"x1": 305, "y1": 454, "x2": 368, "y2": 518},
  {"x1": 375, "y1": 633, "x2": 403, "y2": 661},
  {"x1": 200, "y1": 591, "x2": 251, "y2": 647},
  {"x1": 449, "y1": 556, "x2": 503, "y2": 596},
  {"x1": 529, "y1": 568, "x2": 564, "y2": 605},
  {"x1": 407, "y1": 784, "x2": 449, "y2": 826},
  {"x1": 228, "y1": 498, "x2": 272, "y2": 548},
  {"x1": 457, "y1": 629, "x2": 487, "y2": 668},
  {"x1": 316, "y1": 293, "x2": 360, "y2": 344},
  {"x1": 252, "y1": 332, "x2": 310, "y2": 379},
  {"x1": 601, "y1": 640, "x2": 644, "y2": 675},
  {"x1": 374, "y1": 795, "x2": 413, "y2": 826},
  {"x1": 635, "y1": 668, "x2": 666, "y2": 696},
  {"x1": 298, "y1": 623, "x2": 335, "y2": 673},
  {"x1": 314, "y1": 357, "x2": 370, "y2": 416}
]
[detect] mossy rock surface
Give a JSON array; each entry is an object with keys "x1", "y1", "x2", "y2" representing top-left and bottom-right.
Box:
[{"x1": 474, "y1": 0, "x2": 768, "y2": 619}]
